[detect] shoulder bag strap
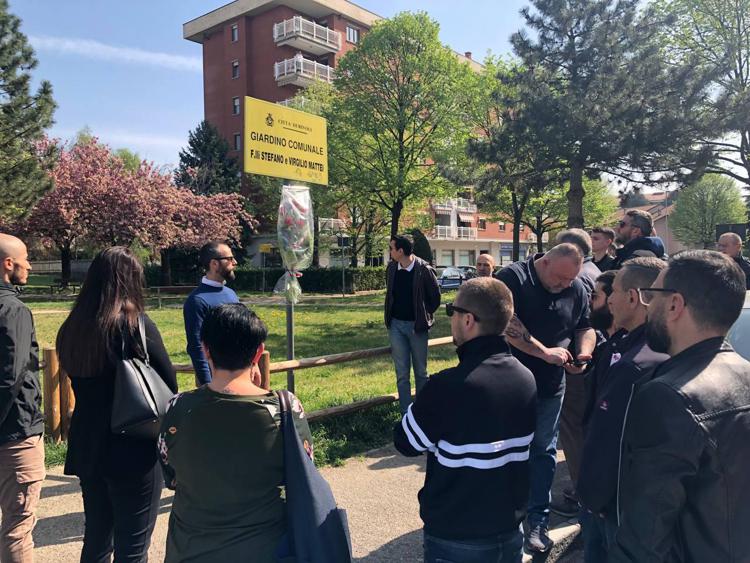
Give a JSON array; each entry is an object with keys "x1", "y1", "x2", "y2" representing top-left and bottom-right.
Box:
[{"x1": 138, "y1": 315, "x2": 150, "y2": 365}]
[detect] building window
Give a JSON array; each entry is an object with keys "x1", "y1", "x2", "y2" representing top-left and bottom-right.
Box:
[
  {"x1": 477, "y1": 218, "x2": 487, "y2": 230},
  {"x1": 231, "y1": 24, "x2": 239, "y2": 42},
  {"x1": 232, "y1": 97, "x2": 240, "y2": 115},
  {"x1": 458, "y1": 250, "x2": 476, "y2": 266},
  {"x1": 233, "y1": 133, "x2": 241, "y2": 151},
  {"x1": 346, "y1": 26, "x2": 359, "y2": 44},
  {"x1": 499, "y1": 222, "x2": 506, "y2": 231},
  {"x1": 440, "y1": 250, "x2": 455, "y2": 266},
  {"x1": 231, "y1": 60, "x2": 239, "y2": 79}
]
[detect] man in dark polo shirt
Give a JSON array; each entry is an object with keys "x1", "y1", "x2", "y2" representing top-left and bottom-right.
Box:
[{"x1": 496, "y1": 243, "x2": 595, "y2": 554}]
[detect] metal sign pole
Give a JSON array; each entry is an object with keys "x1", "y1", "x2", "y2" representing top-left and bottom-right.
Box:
[{"x1": 286, "y1": 298, "x2": 295, "y2": 393}]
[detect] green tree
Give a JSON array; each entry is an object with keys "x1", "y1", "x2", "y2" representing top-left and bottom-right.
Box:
[
  {"x1": 656, "y1": 0, "x2": 750, "y2": 188},
  {"x1": 174, "y1": 120, "x2": 241, "y2": 195},
  {"x1": 468, "y1": 58, "x2": 564, "y2": 260},
  {"x1": 516, "y1": 178, "x2": 618, "y2": 252},
  {"x1": 510, "y1": 0, "x2": 715, "y2": 228},
  {"x1": 332, "y1": 12, "x2": 474, "y2": 236},
  {"x1": 0, "y1": 0, "x2": 56, "y2": 220},
  {"x1": 671, "y1": 174, "x2": 747, "y2": 248}
]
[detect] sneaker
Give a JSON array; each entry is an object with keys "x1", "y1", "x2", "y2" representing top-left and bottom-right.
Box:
[
  {"x1": 524, "y1": 523, "x2": 554, "y2": 553},
  {"x1": 550, "y1": 494, "x2": 580, "y2": 517}
]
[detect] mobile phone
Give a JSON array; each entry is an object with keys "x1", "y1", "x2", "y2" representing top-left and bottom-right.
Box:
[{"x1": 569, "y1": 359, "x2": 589, "y2": 367}]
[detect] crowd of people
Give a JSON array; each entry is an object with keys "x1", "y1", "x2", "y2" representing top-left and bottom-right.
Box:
[{"x1": 0, "y1": 203, "x2": 749, "y2": 563}]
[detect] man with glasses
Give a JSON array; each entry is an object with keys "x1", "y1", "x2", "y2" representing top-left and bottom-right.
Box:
[
  {"x1": 576, "y1": 258, "x2": 668, "y2": 562},
  {"x1": 394, "y1": 277, "x2": 536, "y2": 563},
  {"x1": 183, "y1": 241, "x2": 240, "y2": 385},
  {"x1": 610, "y1": 251, "x2": 750, "y2": 562},
  {"x1": 612, "y1": 210, "x2": 666, "y2": 269},
  {"x1": 496, "y1": 243, "x2": 596, "y2": 554}
]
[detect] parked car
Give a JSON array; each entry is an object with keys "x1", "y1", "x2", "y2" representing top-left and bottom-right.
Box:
[
  {"x1": 727, "y1": 292, "x2": 750, "y2": 360},
  {"x1": 457, "y1": 266, "x2": 477, "y2": 279},
  {"x1": 437, "y1": 267, "x2": 466, "y2": 291}
]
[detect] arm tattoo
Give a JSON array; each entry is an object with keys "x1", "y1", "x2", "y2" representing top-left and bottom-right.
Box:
[{"x1": 505, "y1": 315, "x2": 532, "y2": 343}]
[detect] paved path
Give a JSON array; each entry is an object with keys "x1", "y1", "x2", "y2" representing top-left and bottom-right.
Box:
[{"x1": 34, "y1": 446, "x2": 578, "y2": 562}]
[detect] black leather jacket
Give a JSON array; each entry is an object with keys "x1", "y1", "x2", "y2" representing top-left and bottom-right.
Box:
[{"x1": 610, "y1": 338, "x2": 750, "y2": 563}]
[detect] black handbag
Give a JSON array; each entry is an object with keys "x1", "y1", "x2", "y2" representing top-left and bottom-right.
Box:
[
  {"x1": 110, "y1": 315, "x2": 174, "y2": 440},
  {"x1": 275, "y1": 389, "x2": 352, "y2": 563}
]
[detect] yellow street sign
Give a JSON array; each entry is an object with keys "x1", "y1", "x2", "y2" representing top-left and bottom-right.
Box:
[
  {"x1": 244, "y1": 96, "x2": 328, "y2": 185},
  {"x1": 259, "y1": 243, "x2": 273, "y2": 253}
]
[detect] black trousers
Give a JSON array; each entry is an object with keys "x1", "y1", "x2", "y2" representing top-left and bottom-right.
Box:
[{"x1": 78, "y1": 463, "x2": 162, "y2": 563}]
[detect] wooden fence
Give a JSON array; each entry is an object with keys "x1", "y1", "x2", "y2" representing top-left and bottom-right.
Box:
[{"x1": 42, "y1": 336, "x2": 454, "y2": 442}]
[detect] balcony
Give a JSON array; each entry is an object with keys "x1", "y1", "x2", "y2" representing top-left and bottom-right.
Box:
[
  {"x1": 431, "y1": 226, "x2": 477, "y2": 240},
  {"x1": 456, "y1": 198, "x2": 477, "y2": 213},
  {"x1": 431, "y1": 198, "x2": 477, "y2": 214},
  {"x1": 457, "y1": 227, "x2": 477, "y2": 240},
  {"x1": 273, "y1": 16, "x2": 341, "y2": 55},
  {"x1": 275, "y1": 55, "x2": 334, "y2": 87}
]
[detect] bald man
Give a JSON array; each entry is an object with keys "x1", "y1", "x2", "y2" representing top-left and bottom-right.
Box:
[
  {"x1": 0, "y1": 234, "x2": 43, "y2": 562},
  {"x1": 717, "y1": 232, "x2": 750, "y2": 289},
  {"x1": 476, "y1": 253, "x2": 495, "y2": 277}
]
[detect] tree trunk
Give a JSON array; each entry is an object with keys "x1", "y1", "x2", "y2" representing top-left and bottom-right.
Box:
[
  {"x1": 349, "y1": 231, "x2": 359, "y2": 268},
  {"x1": 364, "y1": 228, "x2": 374, "y2": 266},
  {"x1": 535, "y1": 215, "x2": 544, "y2": 253},
  {"x1": 160, "y1": 248, "x2": 173, "y2": 286},
  {"x1": 312, "y1": 212, "x2": 320, "y2": 268},
  {"x1": 390, "y1": 201, "x2": 403, "y2": 238},
  {"x1": 567, "y1": 160, "x2": 585, "y2": 228},
  {"x1": 60, "y1": 244, "x2": 71, "y2": 287}
]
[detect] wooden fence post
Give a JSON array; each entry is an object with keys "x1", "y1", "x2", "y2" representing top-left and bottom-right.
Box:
[
  {"x1": 59, "y1": 367, "x2": 75, "y2": 441},
  {"x1": 43, "y1": 348, "x2": 61, "y2": 443},
  {"x1": 259, "y1": 350, "x2": 271, "y2": 391}
]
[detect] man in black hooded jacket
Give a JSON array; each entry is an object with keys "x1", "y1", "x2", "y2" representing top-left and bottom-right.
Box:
[
  {"x1": 612, "y1": 209, "x2": 666, "y2": 269},
  {"x1": 0, "y1": 234, "x2": 43, "y2": 562}
]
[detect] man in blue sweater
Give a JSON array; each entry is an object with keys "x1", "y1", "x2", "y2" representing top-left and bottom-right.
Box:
[{"x1": 183, "y1": 242, "x2": 240, "y2": 385}]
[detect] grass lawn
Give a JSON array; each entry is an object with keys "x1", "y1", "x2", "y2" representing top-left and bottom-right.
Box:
[{"x1": 33, "y1": 297, "x2": 460, "y2": 465}]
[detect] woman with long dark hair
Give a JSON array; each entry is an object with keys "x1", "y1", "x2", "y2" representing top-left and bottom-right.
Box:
[{"x1": 57, "y1": 246, "x2": 176, "y2": 562}]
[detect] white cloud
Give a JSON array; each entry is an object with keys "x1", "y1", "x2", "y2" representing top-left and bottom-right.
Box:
[{"x1": 29, "y1": 35, "x2": 202, "y2": 73}]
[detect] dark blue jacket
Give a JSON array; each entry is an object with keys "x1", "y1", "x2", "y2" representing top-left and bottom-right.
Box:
[
  {"x1": 577, "y1": 324, "x2": 667, "y2": 515},
  {"x1": 613, "y1": 236, "x2": 666, "y2": 269}
]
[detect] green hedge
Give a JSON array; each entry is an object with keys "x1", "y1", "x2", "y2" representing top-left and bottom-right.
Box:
[{"x1": 232, "y1": 266, "x2": 387, "y2": 293}]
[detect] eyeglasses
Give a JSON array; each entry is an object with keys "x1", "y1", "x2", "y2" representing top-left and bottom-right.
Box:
[
  {"x1": 213, "y1": 255, "x2": 236, "y2": 262},
  {"x1": 637, "y1": 287, "x2": 686, "y2": 306},
  {"x1": 445, "y1": 302, "x2": 481, "y2": 322}
]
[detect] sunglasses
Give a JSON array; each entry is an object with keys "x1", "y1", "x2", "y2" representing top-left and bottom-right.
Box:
[
  {"x1": 618, "y1": 221, "x2": 628, "y2": 228},
  {"x1": 445, "y1": 302, "x2": 481, "y2": 322}
]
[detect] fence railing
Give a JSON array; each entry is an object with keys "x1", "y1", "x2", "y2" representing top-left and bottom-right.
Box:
[
  {"x1": 274, "y1": 56, "x2": 334, "y2": 84},
  {"x1": 42, "y1": 336, "x2": 454, "y2": 441},
  {"x1": 273, "y1": 15, "x2": 341, "y2": 51}
]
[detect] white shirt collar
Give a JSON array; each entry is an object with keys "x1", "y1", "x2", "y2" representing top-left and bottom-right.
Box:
[
  {"x1": 397, "y1": 258, "x2": 416, "y2": 272},
  {"x1": 201, "y1": 276, "x2": 225, "y2": 288}
]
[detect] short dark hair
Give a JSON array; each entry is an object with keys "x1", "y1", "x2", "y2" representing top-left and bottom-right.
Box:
[
  {"x1": 390, "y1": 234, "x2": 413, "y2": 256},
  {"x1": 591, "y1": 227, "x2": 615, "y2": 241},
  {"x1": 618, "y1": 257, "x2": 666, "y2": 292},
  {"x1": 200, "y1": 304, "x2": 268, "y2": 371},
  {"x1": 663, "y1": 250, "x2": 745, "y2": 331},
  {"x1": 626, "y1": 209, "x2": 654, "y2": 236},
  {"x1": 199, "y1": 241, "x2": 228, "y2": 271},
  {"x1": 556, "y1": 228, "x2": 592, "y2": 256},
  {"x1": 457, "y1": 277, "x2": 514, "y2": 335},
  {"x1": 596, "y1": 270, "x2": 617, "y2": 297}
]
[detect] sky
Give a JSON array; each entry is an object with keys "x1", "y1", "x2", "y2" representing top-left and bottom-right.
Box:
[{"x1": 9, "y1": 0, "x2": 530, "y2": 168}]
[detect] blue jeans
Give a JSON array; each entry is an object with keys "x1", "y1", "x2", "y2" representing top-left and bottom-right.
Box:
[
  {"x1": 424, "y1": 528, "x2": 523, "y2": 563},
  {"x1": 581, "y1": 510, "x2": 618, "y2": 563},
  {"x1": 527, "y1": 389, "x2": 565, "y2": 529},
  {"x1": 388, "y1": 319, "x2": 429, "y2": 414}
]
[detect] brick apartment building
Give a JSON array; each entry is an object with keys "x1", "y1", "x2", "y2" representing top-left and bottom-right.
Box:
[{"x1": 184, "y1": 0, "x2": 526, "y2": 267}]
